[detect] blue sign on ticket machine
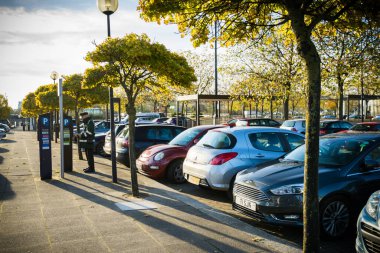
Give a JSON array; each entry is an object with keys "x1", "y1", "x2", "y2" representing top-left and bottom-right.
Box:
[
  {"x1": 38, "y1": 113, "x2": 52, "y2": 180},
  {"x1": 63, "y1": 116, "x2": 73, "y2": 172}
]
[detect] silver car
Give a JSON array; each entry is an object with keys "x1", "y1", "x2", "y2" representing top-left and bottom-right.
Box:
[
  {"x1": 280, "y1": 119, "x2": 306, "y2": 134},
  {"x1": 182, "y1": 127, "x2": 304, "y2": 195}
]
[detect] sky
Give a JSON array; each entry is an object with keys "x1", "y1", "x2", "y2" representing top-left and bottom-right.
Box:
[{"x1": 0, "y1": 0, "x2": 199, "y2": 109}]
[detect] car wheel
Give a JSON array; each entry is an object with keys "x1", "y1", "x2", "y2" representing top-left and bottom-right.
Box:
[
  {"x1": 167, "y1": 160, "x2": 185, "y2": 184},
  {"x1": 226, "y1": 175, "x2": 236, "y2": 201},
  {"x1": 320, "y1": 196, "x2": 351, "y2": 239}
]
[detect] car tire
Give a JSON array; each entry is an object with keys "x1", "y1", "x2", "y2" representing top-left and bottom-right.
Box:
[
  {"x1": 320, "y1": 196, "x2": 351, "y2": 239},
  {"x1": 167, "y1": 159, "x2": 185, "y2": 184},
  {"x1": 226, "y1": 175, "x2": 236, "y2": 201}
]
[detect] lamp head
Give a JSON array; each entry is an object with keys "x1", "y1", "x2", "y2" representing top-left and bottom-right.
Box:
[
  {"x1": 97, "y1": 0, "x2": 118, "y2": 15},
  {"x1": 50, "y1": 71, "x2": 59, "y2": 81}
]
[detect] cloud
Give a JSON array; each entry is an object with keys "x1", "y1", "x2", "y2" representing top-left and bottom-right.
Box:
[{"x1": 0, "y1": 3, "x2": 201, "y2": 108}]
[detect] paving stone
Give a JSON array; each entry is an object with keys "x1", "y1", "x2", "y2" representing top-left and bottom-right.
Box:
[
  {"x1": 102, "y1": 232, "x2": 161, "y2": 252},
  {"x1": 0, "y1": 243, "x2": 52, "y2": 253},
  {"x1": 46, "y1": 225, "x2": 97, "y2": 243},
  {"x1": 42, "y1": 206, "x2": 82, "y2": 219},
  {"x1": 51, "y1": 237, "x2": 109, "y2": 253},
  {"x1": 0, "y1": 219, "x2": 45, "y2": 235},
  {"x1": 0, "y1": 231, "x2": 49, "y2": 249},
  {"x1": 44, "y1": 215, "x2": 89, "y2": 229}
]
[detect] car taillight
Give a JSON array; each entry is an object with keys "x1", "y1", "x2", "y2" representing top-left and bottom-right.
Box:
[
  {"x1": 319, "y1": 129, "x2": 327, "y2": 135},
  {"x1": 122, "y1": 139, "x2": 129, "y2": 148},
  {"x1": 291, "y1": 127, "x2": 297, "y2": 132},
  {"x1": 209, "y1": 152, "x2": 238, "y2": 165}
]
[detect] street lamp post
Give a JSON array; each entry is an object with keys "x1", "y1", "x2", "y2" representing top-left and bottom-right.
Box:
[
  {"x1": 50, "y1": 71, "x2": 59, "y2": 143},
  {"x1": 97, "y1": 0, "x2": 118, "y2": 183}
]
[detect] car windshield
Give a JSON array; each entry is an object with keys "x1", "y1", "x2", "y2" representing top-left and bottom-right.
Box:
[
  {"x1": 169, "y1": 128, "x2": 202, "y2": 146},
  {"x1": 197, "y1": 131, "x2": 236, "y2": 149},
  {"x1": 284, "y1": 138, "x2": 373, "y2": 166}
]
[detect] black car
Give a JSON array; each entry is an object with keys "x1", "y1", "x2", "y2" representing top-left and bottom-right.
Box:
[
  {"x1": 110, "y1": 124, "x2": 186, "y2": 166},
  {"x1": 233, "y1": 132, "x2": 380, "y2": 239},
  {"x1": 319, "y1": 120, "x2": 353, "y2": 135}
]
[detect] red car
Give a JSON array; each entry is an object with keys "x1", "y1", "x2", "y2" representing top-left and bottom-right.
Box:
[
  {"x1": 344, "y1": 121, "x2": 380, "y2": 132},
  {"x1": 136, "y1": 125, "x2": 224, "y2": 183}
]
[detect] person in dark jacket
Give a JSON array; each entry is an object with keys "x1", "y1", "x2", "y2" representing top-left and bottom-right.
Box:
[{"x1": 80, "y1": 112, "x2": 95, "y2": 173}]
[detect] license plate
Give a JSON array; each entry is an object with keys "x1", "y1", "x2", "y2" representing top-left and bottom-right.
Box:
[
  {"x1": 187, "y1": 175, "x2": 200, "y2": 185},
  {"x1": 235, "y1": 195, "x2": 257, "y2": 211}
]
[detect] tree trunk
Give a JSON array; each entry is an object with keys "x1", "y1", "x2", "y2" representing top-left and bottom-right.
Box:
[
  {"x1": 288, "y1": 6, "x2": 321, "y2": 252},
  {"x1": 337, "y1": 74, "x2": 344, "y2": 120},
  {"x1": 283, "y1": 82, "x2": 291, "y2": 120},
  {"x1": 270, "y1": 99, "x2": 273, "y2": 119},
  {"x1": 75, "y1": 108, "x2": 83, "y2": 160},
  {"x1": 261, "y1": 98, "x2": 264, "y2": 116},
  {"x1": 127, "y1": 104, "x2": 139, "y2": 197}
]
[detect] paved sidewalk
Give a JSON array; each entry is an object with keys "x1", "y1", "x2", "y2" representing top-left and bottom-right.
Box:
[{"x1": 0, "y1": 130, "x2": 301, "y2": 253}]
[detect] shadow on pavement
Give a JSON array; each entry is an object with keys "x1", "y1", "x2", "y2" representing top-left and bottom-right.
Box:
[
  {"x1": 0, "y1": 174, "x2": 15, "y2": 201},
  {"x1": 49, "y1": 174, "x2": 271, "y2": 252},
  {"x1": 1, "y1": 139, "x2": 16, "y2": 143},
  {"x1": 0, "y1": 147, "x2": 9, "y2": 154}
]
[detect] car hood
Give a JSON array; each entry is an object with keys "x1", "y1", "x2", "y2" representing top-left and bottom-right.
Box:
[
  {"x1": 140, "y1": 144, "x2": 187, "y2": 158},
  {"x1": 236, "y1": 160, "x2": 338, "y2": 189}
]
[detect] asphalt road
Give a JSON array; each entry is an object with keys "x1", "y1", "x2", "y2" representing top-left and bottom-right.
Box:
[{"x1": 159, "y1": 179, "x2": 356, "y2": 253}]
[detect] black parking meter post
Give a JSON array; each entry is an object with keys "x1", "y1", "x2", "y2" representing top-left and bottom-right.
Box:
[
  {"x1": 38, "y1": 113, "x2": 52, "y2": 180},
  {"x1": 63, "y1": 116, "x2": 73, "y2": 172}
]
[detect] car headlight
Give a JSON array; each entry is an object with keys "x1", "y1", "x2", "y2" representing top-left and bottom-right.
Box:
[
  {"x1": 153, "y1": 152, "x2": 165, "y2": 161},
  {"x1": 365, "y1": 190, "x2": 380, "y2": 220},
  {"x1": 270, "y1": 184, "x2": 304, "y2": 195}
]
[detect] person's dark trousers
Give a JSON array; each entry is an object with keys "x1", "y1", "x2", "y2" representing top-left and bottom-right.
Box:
[{"x1": 85, "y1": 147, "x2": 95, "y2": 171}]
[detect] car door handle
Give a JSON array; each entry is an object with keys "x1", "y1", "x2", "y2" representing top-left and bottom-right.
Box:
[{"x1": 255, "y1": 154, "x2": 264, "y2": 158}]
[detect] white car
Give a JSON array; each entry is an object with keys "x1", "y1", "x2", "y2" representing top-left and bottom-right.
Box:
[
  {"x1": 182, "y1": 127, "x2": 304, "y2": 197},
  {"x1": 280, "y1": 119, "x2": 306, "y2": 134}
]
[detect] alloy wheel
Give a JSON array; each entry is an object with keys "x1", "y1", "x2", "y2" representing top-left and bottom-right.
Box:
[{"x1": 321, "y1": 200, "x2": 350, "y2": 238}]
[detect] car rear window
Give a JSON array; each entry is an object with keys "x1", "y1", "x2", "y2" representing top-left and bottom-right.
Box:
[
  {"x1": 282, "y1": 120, "x2": 295, "y2": 127},
  {"x1": 197, "y1": 131, "x2": 236, "y2": 149}
]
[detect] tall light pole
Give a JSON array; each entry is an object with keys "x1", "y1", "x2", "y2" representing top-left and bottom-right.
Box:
[
  {"x1": 50, "y1": 71, "x2": 59, "y2": 143},
  {"x1": 97, "y1": 0, "x2": 118, "y2": 183}
]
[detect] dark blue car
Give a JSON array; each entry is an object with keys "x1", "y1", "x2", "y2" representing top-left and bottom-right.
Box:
[{"x1": 233, "y1": 132, "x2": 380, "y2": 239}]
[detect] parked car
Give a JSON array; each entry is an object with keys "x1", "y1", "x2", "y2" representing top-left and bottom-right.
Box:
[
  {"x1": 373, "y1": 115, "x2": 380, "y2": 121},
  {"x1": 102, "y1": 124, "x2": 127, "y2": 155},
  {"x1": 120, "y1": 112, "x2": 165, "y2": 124},
  {"x1": 280, "y1": 119, "x2": 306, "y2": 134},
  {"x1": 345, "y1": 122, "x2": 380, "y2": 132},
  {"x1": 234, "y1": 118, "x2": 281, "y2": 127},
  {"x1": 322, "y1": 115, "x2": 336, "y2": 119},
  {"x1": 223, "y1": 119, "x2": 238, "y2": 127},
  {"x1": 165, "y1": 117, "x2": 193, "y2": 127},
  {"x1": 319, "y1": 120, "x2": 353, "y2": 135},
  {"x1": 356, "y1": 190, "x2": 380, "y2": 253},
  {"x1": 233, "y1": 132, "x2": 380, "y2": 239},
  {"x1": 112, "y1": 124, "x2": 186, "y2": 166},
  {"x1": 137, "y1": 125, "x2": 224, "y2": 183},
  {"x1": 0, "y1": 119, "x2": 12, "y2": 128},
  {"x1": 151, "y1": 117, "x2": 169, "y2": 124},
  {"x1": 0, "y1": 129, "x2": 6, "y2": 140},
  {"x1": 183, "y1": 127, "x2": 305, "y2": 197},
  {"x1": 0, "y1": 123, "x2": 10, "y2": 133}
]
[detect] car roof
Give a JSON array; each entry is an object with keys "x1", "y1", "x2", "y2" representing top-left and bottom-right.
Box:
[
  {"x1": 356, "y1": 122, "x2": 380, "y2": 125},
  {"x1": 322, "y1": 132, "x2": 380, "y2": 141},
  {"x1": 211, "y1": 126, "x2": 297, "y2": 134},
  {"x1": 283, "y1": 119, "x2": 305, "y2": 122}
]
